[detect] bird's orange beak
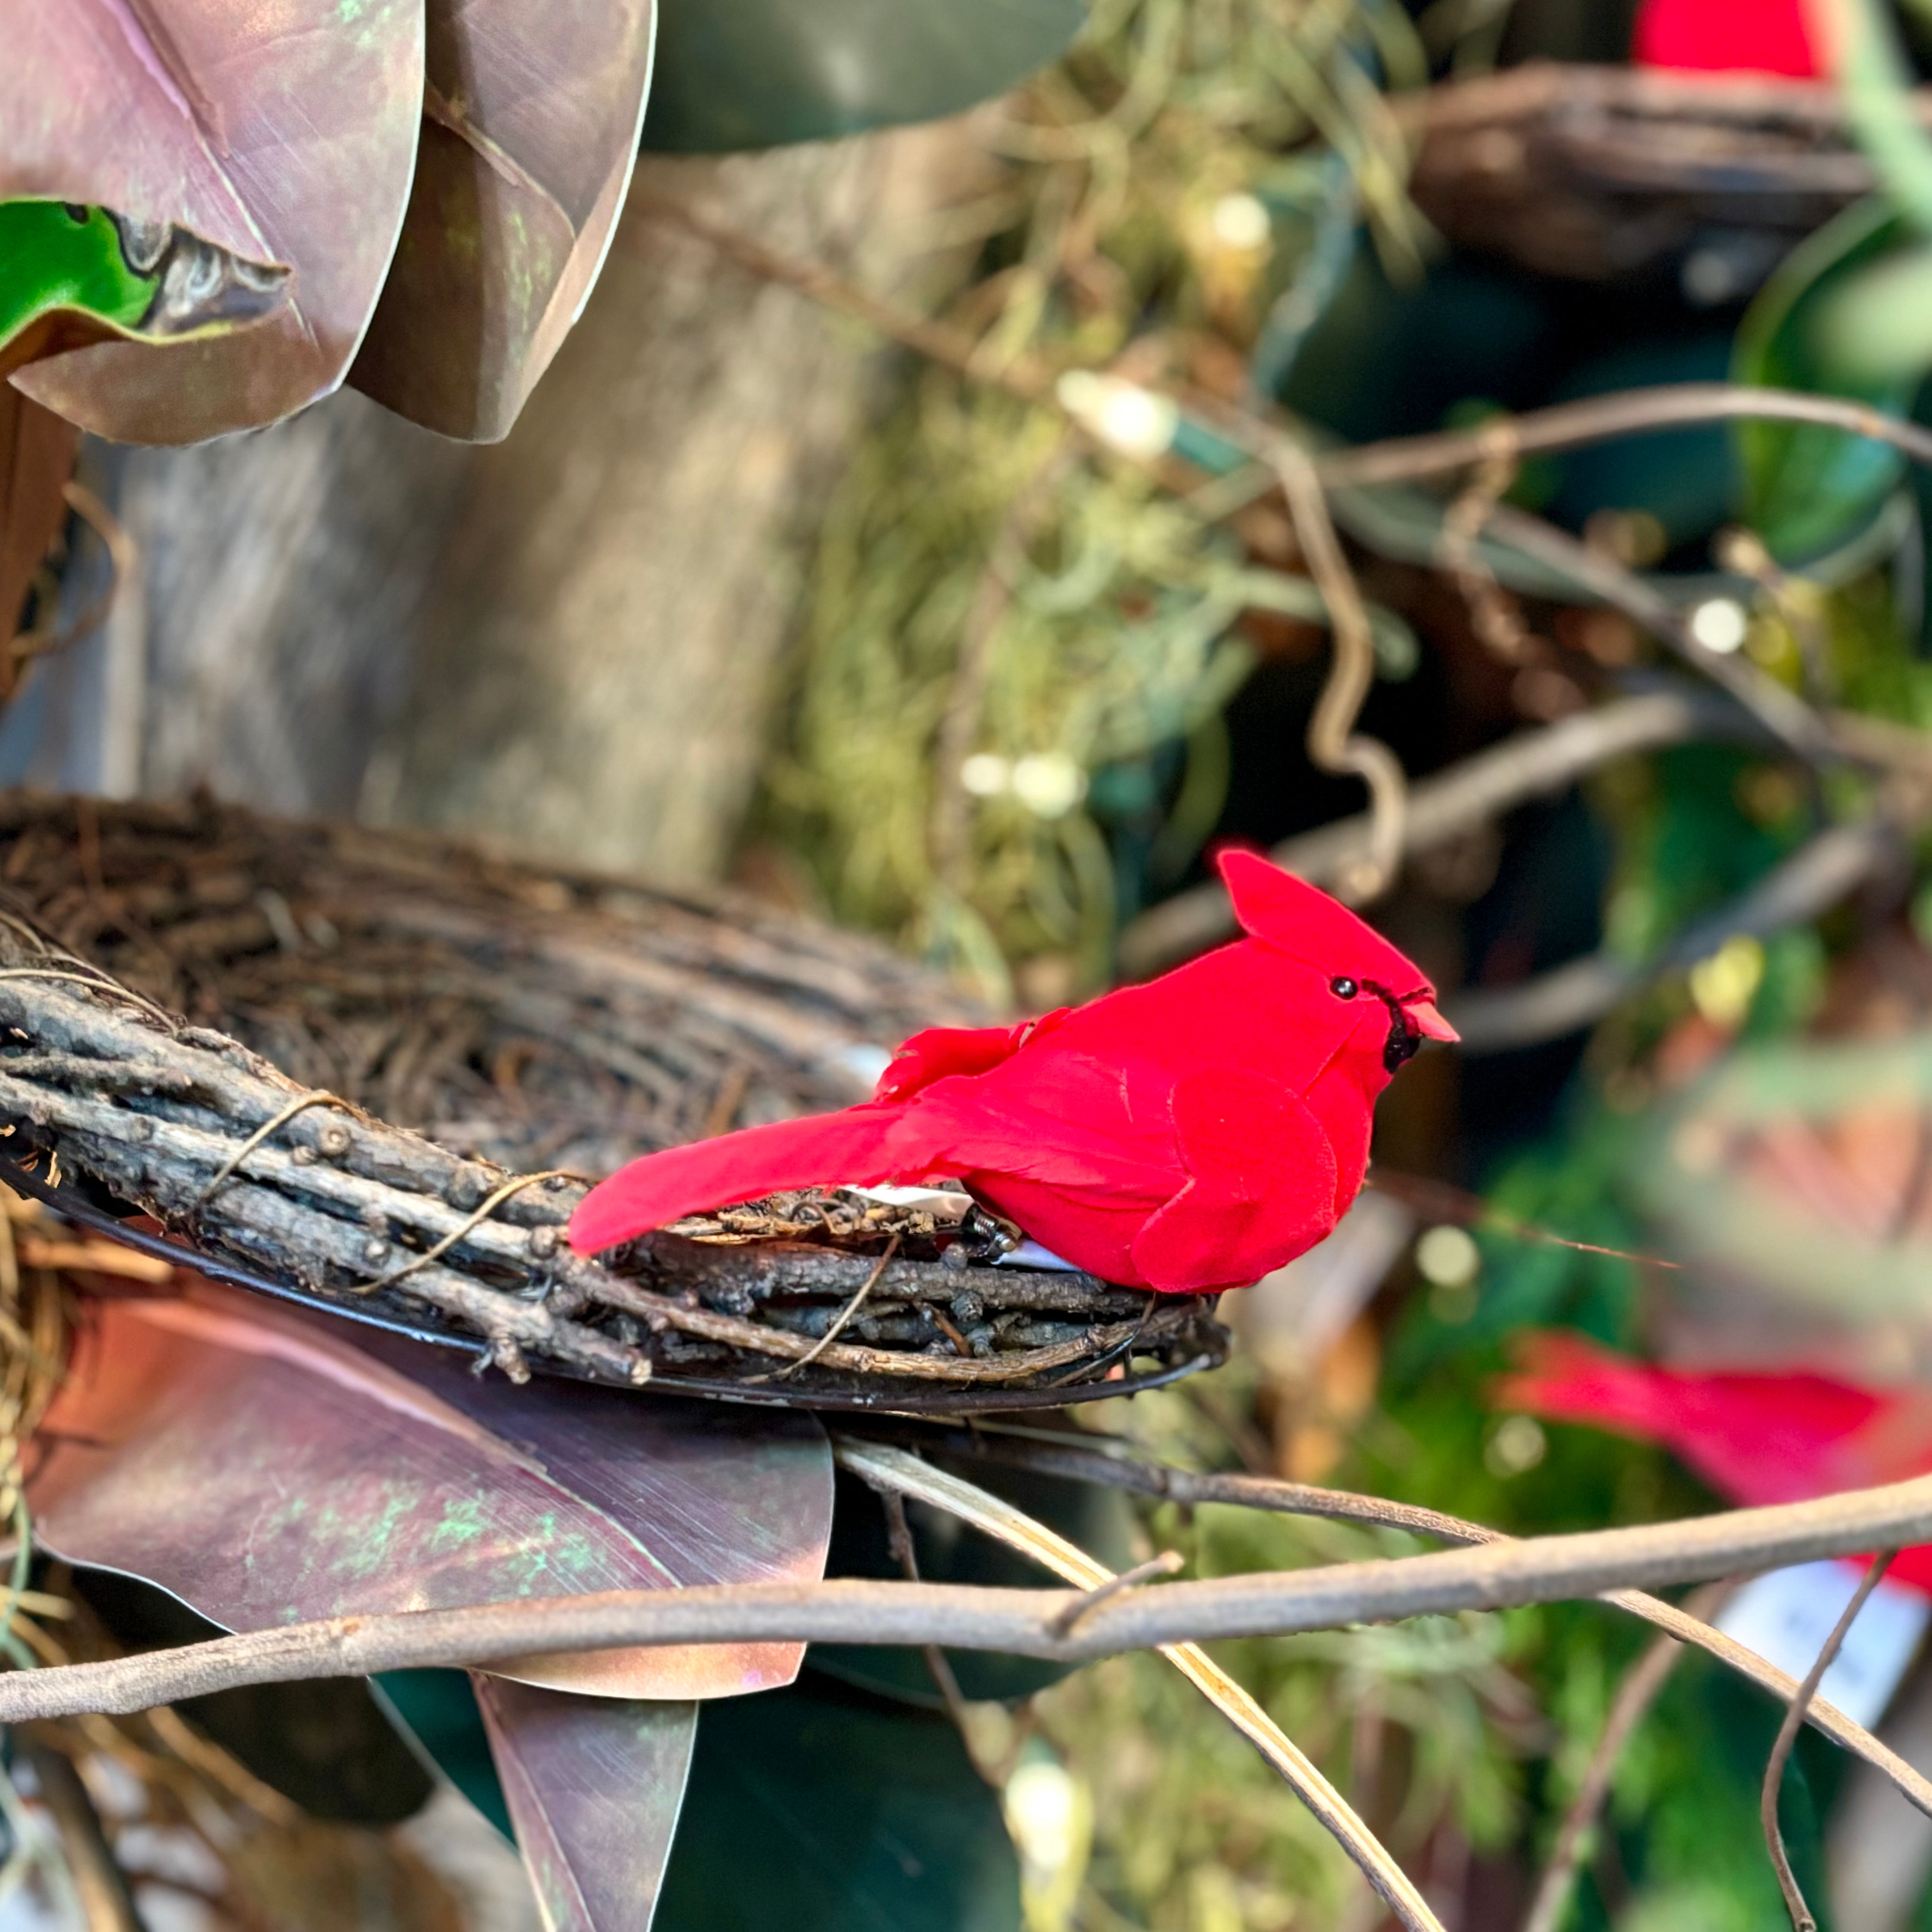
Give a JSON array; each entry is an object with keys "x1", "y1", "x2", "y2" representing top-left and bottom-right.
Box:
[{"x1": 1404, "y1": 998, "x2": 1458, "y2": 1044}]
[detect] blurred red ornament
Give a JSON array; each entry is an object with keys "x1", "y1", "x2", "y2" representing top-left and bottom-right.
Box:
[
  {"x1": 1500, "y1": 1331, "x2": 1932, "y2": 1588},
  {"x1": 1632, "y1": 0, "x2": 1821, "y2": 77}
]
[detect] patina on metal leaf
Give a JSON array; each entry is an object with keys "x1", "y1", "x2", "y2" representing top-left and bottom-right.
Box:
[
  {"x1": 474, "y1": 1675, "x2": 695, "y2": 1932},
  {"x1": 28, "y1": 1282, "x2": 832, "y2": 1697},
  {"x1": 350, "y1": 0, "x2": 657, "y2": 441},
  {"x1": 3, "y1": 0, "x2": 421, "y2": 444}
]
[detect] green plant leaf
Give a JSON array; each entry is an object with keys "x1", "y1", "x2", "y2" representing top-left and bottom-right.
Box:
[
  {"x1": 4, "y1": 0, "x2": 421, "y2": 442},
  {"x1": 349, "y1": 0, "x2": 656, "y2": 440},
  {"x1": 654, "y1": 1672, "x2": 1021, "y2": 1932},
  {"x1": 1733, "y1": 198, "x2": 1919, "y2": 561},
  {"x1": 0, "y1": 201, "x2": 288, "y2": 383},
  {"x1": 640, "y1": 0, "x2": 1084, "y2": 153}
]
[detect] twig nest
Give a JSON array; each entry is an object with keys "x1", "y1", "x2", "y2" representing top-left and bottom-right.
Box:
[{"x1": 0, "y1": 795, "x2": 1227, "y2": 1412}]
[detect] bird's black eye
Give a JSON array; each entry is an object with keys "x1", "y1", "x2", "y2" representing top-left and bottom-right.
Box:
[{"x1": 1330, "y1": 977, "x2": 1359, "y2": 1000}]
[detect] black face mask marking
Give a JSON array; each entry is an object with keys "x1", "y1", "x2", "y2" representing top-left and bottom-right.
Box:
[{"x1": 1361, "y1": 981, "x2": 1424, "y2": 1073}]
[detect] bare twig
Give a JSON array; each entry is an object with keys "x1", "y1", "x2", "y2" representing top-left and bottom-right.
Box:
[
  {"x1": 869, "y1": 1424, "x2": 1932, "y2": 1809},
  {"x1": 1118, "y1": 685, "x2": 1758, "y2": 974},
  {"x1": 1520, "y1": 1581, "x2": 1730, "y2": 1932},
  {"x1": 632, "y1": 194, "x2": 1932, "y2": 502},
  {"x1": 1047, "y1": 1551, "x2": 1186, "y2": 1636},
  {"x1": 1482, "y1": 501, "x2": 1832, "y2": 761},
  {"x1": 8, "y1": 483, "x2": 135, "y2": 685},
  {"x1": 627, "y1": 186, "x2": 1054, "y2": 403},
  {"x1": 1269, "y1": 439, "x2": 1409, "y2": 902},
  {"x1": 1765, "y1": 1554, "x2": 1897, "y2": 1932},
  {"x1": 757, "y1": 1234, "x2": 899, "y2": 1381},
  {"x1": 15, "y1": 1476, "x2": 1932, "y2": 1721},
  {"x1": 1446, "y1": 817, "x2": 1902, "y2": 1052},
  {"x1": 17, "y1": 1738, "x2": 145, "y2": 1932},
  {"x1": 1315, "y1": 383, "x2": 1932, "y2": 490},
  {"x1": 837, "y1": 1440, "x2": 1446, "y2": 1932},
  {"x1": 873, "y1": 1484, "x2": 1000, "y2": 1785}
]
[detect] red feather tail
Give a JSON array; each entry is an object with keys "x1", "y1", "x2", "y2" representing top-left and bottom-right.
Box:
[{"x1": 569, "y1": 1105, "x2": 911, "y2": 1254}]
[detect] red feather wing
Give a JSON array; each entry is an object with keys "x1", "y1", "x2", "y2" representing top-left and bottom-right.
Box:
[
  {"x1": 569, "y1": 1105, "x2": 910, "y2": 1253},
  {"x1": 1128, "y1": 1067, "x2": 1339, "y2": 1293}
]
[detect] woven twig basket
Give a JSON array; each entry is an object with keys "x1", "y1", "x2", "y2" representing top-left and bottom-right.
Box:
[{"x1": 0, "y1": 795, "x2": 1226, "y2": 1411}]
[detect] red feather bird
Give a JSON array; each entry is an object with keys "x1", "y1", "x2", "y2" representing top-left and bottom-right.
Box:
[
  {"x1": 570, "y1": 850, "x2": 1455, "y2": 1294},
  {"x1": 1499, "y1": 1332, "x2": 1932, "y2": 1591}
]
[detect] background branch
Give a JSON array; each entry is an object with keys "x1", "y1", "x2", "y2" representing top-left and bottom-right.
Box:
[
  {"x1": 1315, "y1": 383, "x2": 1932, "y2": 489},
  {"x1": 1520, "y1": 1582, "x2": 1731, "y2": 1932},
  {"x1": 1118, "y1": 686, "x2": 1761, "y2": 974},
  {"x1": 1446, "y1": 817, "x2": 1905, "y2": 1052},
  {"x1": 886, "y1": 1424, "x2": 1932, "y2": 1808}
]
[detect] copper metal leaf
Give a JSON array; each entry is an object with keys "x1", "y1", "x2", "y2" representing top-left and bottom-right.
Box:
[
  {"x1": 2, "y1": 0, "x2": 422, "y2": 444},
  {"x1": 28, "y1": 1282, "x2": 832, "y2": 1697},
  {"x1": 0, "y1": 385, "x2": 78, "y2": 643},
  {"x1": 474, "y1": 1675, "x2": 695, "y2": 1932},
  {"x1": 349, "y1": 0, "x2": 657, "y2": 442}
]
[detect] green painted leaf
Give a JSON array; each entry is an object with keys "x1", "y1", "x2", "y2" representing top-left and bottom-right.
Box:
[
  {"x1": 0, "y1": 201, "x2": 288, "y2": 382},
  {"x1": 5, "y1": 0, "x2": 421, "y2": 443},
  {"x1": 640, "y1": 0, "x2": 1084, "y2": 153},
  {"x1": 1733, "y1": 198, "x2": 1918, "y2": 562}
]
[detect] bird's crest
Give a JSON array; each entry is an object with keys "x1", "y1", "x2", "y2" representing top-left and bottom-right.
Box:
[{"x1": 1217, "y1": 848, "x2": 1431, "y2": 993}]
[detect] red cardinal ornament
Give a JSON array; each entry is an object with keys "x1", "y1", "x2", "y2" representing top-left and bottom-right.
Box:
[
  {"x1": 1499, "y1": 1332, "x2": 1932, "y2": 1590},
  {"x1": 570, "y1": 850, "x2": 1455, "y2": 1293}
]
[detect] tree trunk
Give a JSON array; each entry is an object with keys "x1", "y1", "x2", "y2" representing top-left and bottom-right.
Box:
[{"x1": 371, "y1": 127, "x2": 990, "y2": 882}]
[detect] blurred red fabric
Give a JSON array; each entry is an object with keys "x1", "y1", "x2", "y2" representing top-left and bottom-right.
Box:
[{"x1": 1633, "y1": 0, "x2": 1821, "y2": 77}]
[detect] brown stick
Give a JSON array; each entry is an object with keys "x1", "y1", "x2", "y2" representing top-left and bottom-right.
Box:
[
  {"x1": 875, "y1": 1424, "x2": 1932, "y2": 1806},
  {"x1": 1118, "y1": 685, "x2": 1758, "y2": 973},
  {"x1": 1445, "y1": 817, "x2": 1902, "y2": 1052},
  {"x1": 627, "y1": 186, "x2": 1055, "y2": 404},
  {"x1": 1318, "y1": 383, "x2": 1932, "y2": 490},
  {"x1": 18, "y1": 1737, "x2": 147, "y2": 1932},
  {"x1": 9, "y1": 1476, "x2": 1932, "y2": 1720},
  {"x1": 1764, "y1": 1554, "x2": 1897, "y2": 1932}
]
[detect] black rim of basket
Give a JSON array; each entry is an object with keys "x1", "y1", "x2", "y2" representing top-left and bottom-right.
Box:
[{"x1": 1, "y1": 1158, "x2": 1228, "y2": 1414}]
